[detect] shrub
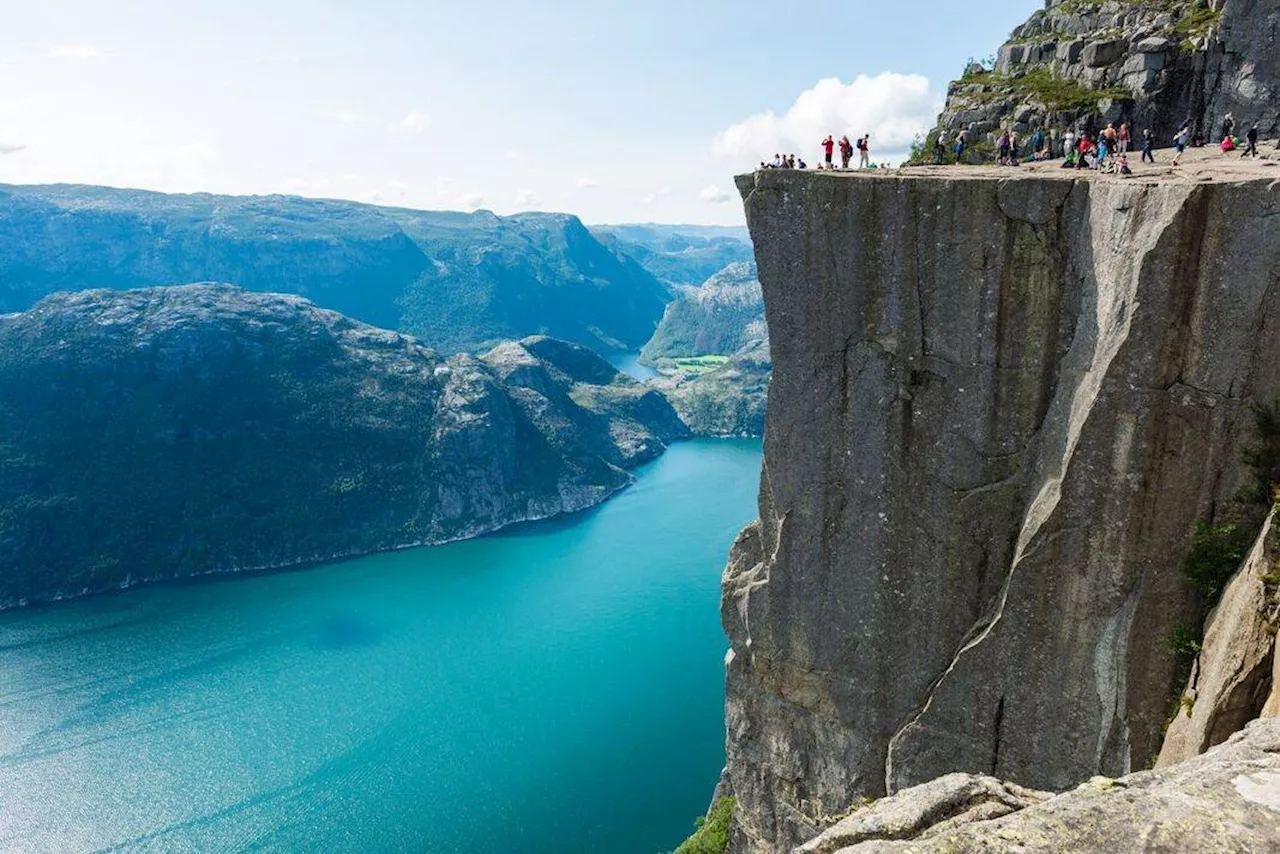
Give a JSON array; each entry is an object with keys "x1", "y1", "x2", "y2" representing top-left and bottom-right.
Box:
[
  {"x1": 673, "y1": 797, "x2": 736, "y2": 854},
  {"x1": 1241, "y1": 400, "x2": 1280, "y2": 509},
  {"x1": 1183, "y1": 522, "x2": 1254, "y2": 608}
]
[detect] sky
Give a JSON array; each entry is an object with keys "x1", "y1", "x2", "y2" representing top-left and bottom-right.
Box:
[{"x1": 0, "y1": 0, "x2": 1042, "y2": 225}]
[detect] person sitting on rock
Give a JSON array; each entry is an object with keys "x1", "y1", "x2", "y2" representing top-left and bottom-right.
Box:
[
  {"x1": 1221, "y1": 134, "x2": 1237, "y2": 153},
  {"x1": 1118, "y1": 153, "x2": 1132, "y2": 176},
  {"x1": 772, "y1": 153, "x2": 782, "y2": 168},
  {"x1": 788, "y1": 154, "x2": 797, "y2": 169},
  {"x1": 997, "y1": 130, "x2": 1011, "y2": 165},
  {"x1": 1009, "y1": 130, "x2": 1021, "y2": 165},
  {"x1": 1242, "y1": 124, "x2": 1260, "y2": 157}
]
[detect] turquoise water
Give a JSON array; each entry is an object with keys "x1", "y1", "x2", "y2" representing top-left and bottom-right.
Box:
[
  {"x1": 0, "y1": 440, "x2": 761, "y2": 854},
  {"x1": 607, "y1": 352, "x2": 660, "y2": 382}
]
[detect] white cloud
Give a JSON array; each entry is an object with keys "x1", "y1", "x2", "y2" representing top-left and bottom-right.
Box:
[
  {"x1": 331, "y1": 109, "x2": 363, "y2": 124},
  {"x1": 700, "y1": 184, "x2": 732, "y2": 204},
  {"x1": 400, "y1": 112, "x2": 429, "y2": 133},
  {"x1": 45, "y1": 45, "x2": 113, "y2": 59},
  {"x1": 640, "y1": 186, "x2": 671, "y2": 204},
  {"x1": 514, "y1": 188, "x2": 542, "y2": 208},
  {"x1": 0, "y1": 142, "x2": 25, "y2": 155},
  {"x1": 458, "y1": 193, "x2": 486, "y2": 211},
  {"x1": 713, "y1": 72, "x2": 942, "y2": 162},
  {"x1": 576, "y1": 176, "x2": 599, "y2": 189}
]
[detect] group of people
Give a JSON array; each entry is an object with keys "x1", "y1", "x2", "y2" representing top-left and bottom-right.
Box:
[
  {"x1": 1217, "y1": 113, "x2": 1263, "y2": 158},
  {"x1": 757, "y1": 134, "x2": 876, "y2": 172}
]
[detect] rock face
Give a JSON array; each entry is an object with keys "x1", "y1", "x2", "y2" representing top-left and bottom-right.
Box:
[
  {"x1": 0, "y1": 284, "x2": 688, "y2": 609},
  {"x1": 724, "y1": 168, "x2": 1280, "y2": 852},
  {"x1": 641, "y1": 262, "x2": 767, "y2": 363},
  {"x1": 0, "y1": 184, "x2": 668, "y2": 354},
  {"x1": 1159, "y1": 509, "x2": 1280, "y2": 765},
  {"x1": 928, "y1": 0, "x2": 1280, "y2": 158},
  {"x1": 798, "y1": 718, "x2": 1280, "y2": 853}
]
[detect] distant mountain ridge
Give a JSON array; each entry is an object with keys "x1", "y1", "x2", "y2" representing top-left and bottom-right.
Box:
[
  {"x1": 592, "y1": 223, "x2": 754, "y2": 288},
  {"x1": 0, "y1": 284, "x2": 689, "y2": 608},
  {"x1": 0, "y1": 184, "x2": 668, "y2": 355}
]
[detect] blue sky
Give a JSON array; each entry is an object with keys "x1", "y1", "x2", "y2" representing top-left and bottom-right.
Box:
[{"x1": 0, "y1": 0, "x2": 1041, "y2": 224}]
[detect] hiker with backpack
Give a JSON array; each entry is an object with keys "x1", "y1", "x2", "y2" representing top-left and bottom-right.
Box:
[
  {"x1": 858, "y1": 135, "x2": 870, "y2": 169},
  {"x1": 839, "y1": 136, "x2": 853, "y2": 169}
]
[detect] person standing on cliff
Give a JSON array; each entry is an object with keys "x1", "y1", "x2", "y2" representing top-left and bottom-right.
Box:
[
  {"x1": 1141, "y1": 128, "x2": 1155, "y2": 163},
  {"x1": 954, "y1": 130, "x2": 967, "y2": 163},
  {"x1": 1062, "y1": 127, "x2": 1076, "y2": 161},
  {"x1": 1242, "y1": 123, "x2": 1260, "y2": 157},
  {"x1": 821, "y1": 135, "x2": 835, "y2": 169},
  {"x1": 858, "y1": 135, "x2": 871, "y2": 169},
  {"x1": 1172, "y1": 125, "x2": 1190, "y2": 166},
  {"x1": 839, "y1": 135, "x2": 853, "y2": 169},
  {"x1": 934, "y1": 133, "x2": 947, "y2": 164},
  {"x1": 1223, "y1": 113, "x2": 1235, "y2": 141},
  {"x1": 1118, "y1": 122, "x2": 1131, "y2": 153}
]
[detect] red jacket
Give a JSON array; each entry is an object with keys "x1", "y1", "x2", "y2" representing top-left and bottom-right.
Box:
[{"x1": 822, "y1": 138, "x2": 835, "y2": 155}]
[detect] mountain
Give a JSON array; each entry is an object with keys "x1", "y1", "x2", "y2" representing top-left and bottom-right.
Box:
[
  {"x1": 592, "y1": 223, "x2": 754, "y2": 288},
  {"x1": 0, "y1": 284, "x2": 689, "y2": 608},
  {"x1": 640, "y1": 262, "x2": 765, "y2": 362},
  {"x1": 921, "y1": 0, "x2": 1280, "y2": 161},
  {"x1": 0, "y1": 184, "x2": 668, "y2": 354}
]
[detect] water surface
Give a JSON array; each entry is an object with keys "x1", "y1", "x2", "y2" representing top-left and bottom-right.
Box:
[
  {"x1": 0, "y1": 440, "x2": 761, "y2": 854},
  {"x1": 608, "y1": 352, "x2": 660, "y2": 382}
]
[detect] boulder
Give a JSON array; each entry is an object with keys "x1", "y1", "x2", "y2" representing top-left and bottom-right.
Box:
[
  {"x1": 798, "y1": 719, "x2": 1280, "y2": 853},
  {"x1": 1082, "y1": 39, "x2": 1127, "y2": 68}
]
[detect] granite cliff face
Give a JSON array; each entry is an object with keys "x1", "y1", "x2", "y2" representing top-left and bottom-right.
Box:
[
  {"x1": 723, "y1": 168, "x2": 1280, "y2": 852},
  {"x1": 0, "y1": 285, "x2": 688, "y2": 609},
  {"x1": 929, "y1": 0, "x2": 1280, "y2": 157}
]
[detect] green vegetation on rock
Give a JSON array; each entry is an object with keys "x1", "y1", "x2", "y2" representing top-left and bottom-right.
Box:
[{"x1": 673, "y1": 797, "x2": 736, "y2": 854}]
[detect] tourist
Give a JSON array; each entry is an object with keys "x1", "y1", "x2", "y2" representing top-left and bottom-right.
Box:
[
  {"x1": 1030, "y1": 128, "x2": 1045, "y2": 159},
  {"x1": 997, "y1": 130, "x2": 1011, "y2": 165},
  {"x1": 1242, "y1": 123, "x2": 1260, "y2": 157},
  {"x1": 1223, "y1": 112, "x2": 1235, "y2": 141},
  {"x1": 1172, "y1": 125, "x2": 1190, "y2": 166},
  {"x1": 1063, "y1": 128, "x2": 1077, "y2": 160},
  {"x1": 788, "y1": 154, "x2": 797, "y2": 169},
  {"x1": 1118, "y1": 122, "x2": 1131, "y2": 153},
  {"x1": 934, "y1": 133, "x2": 947, "y2": 164},
  {"x1": 1221, "y1": 134, "x2": 1237, "y2": 153},
  {"x1": 1141, "y1": 128, "x2": 1155, "y2": 163},
  {"x1": 1076, "y1": 133, "x2": 1093, "y2": 169},
  {"x1": 1096, "y1": 132, "x2": 1110, "y2": 169},
  {"x1": 1103, "y1": 123, "x2": 1118, "y2": 152},
  {"x1": 1009, "y1": 130, "x2": 1020, "y2": 165},
  {"x1": 954, "y1": 130, "x2": 967, "y2": 162},
  {"x1": 839, "y1": 135, "x2": 853, "y2": 169},
  {"x1": 1118, "y1": 153, "x2": 1132, "y2": 176},
  {"x1": 772, "y1": 153, "x2": 782, "y2": 168},
  {"x1": 797, "y1": 157, "x2": 808, "y2": 169},
  {"x1": 822, "y1": 135, "x2": 835, "y2": 169},
  {"x1": 858, "y1": 135, "x2": 871, "y2": 169}
]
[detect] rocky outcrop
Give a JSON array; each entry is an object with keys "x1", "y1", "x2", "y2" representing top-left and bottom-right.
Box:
[
  {"x1": 798, "y1": 718, "x2": 1280, "y2": 853},
  {"x1": 1159, "y1": 509, "x2": 1280, "y2": 765},
  {"x1": 929, "y1": 0, "x2": 1280, "y2": 157},
  {"x1": 724, "y1": 168, "x2": 1280, "y2": 852},
  {"x1": 641, "y1": 263, "x2": 766, "y2": 363},
  {"x1": 0, "y1": 284, "x2": 688, "y2": 608}
]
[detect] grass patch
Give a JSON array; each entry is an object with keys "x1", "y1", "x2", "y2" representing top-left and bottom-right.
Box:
[
  {"x1": 957, "y1": 66, "x2": 1130, "y2": 113},
  {"x1": 673, "y1": 797, "x2": 735, "y2": 854},
  {"x1": 659, "y1": 355, "x2": 732, "y2": 377}
]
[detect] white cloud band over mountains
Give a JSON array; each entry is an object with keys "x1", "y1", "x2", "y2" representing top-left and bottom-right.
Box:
[{"x1": 712, "y1": 72, "x2": 942, "y2": 163}]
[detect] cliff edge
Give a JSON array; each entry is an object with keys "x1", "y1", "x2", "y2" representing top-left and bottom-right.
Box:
[{"x1": 722, "y1": 165, "x2": 1279, "y2": 852}]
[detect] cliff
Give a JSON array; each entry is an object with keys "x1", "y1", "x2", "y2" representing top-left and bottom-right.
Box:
[
  {"x1": 0, "y1": 184, "x2": 668, "y2": 354},
  {"x1": 0, "y1": 285, "x2": 688, "y2": 609},
  {"x1": 928, "y1": 0, "x2": 1280, "y2": 157},
  {"x1": 722, "y1": 165, "x2": 1280, "y2": 852}
]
